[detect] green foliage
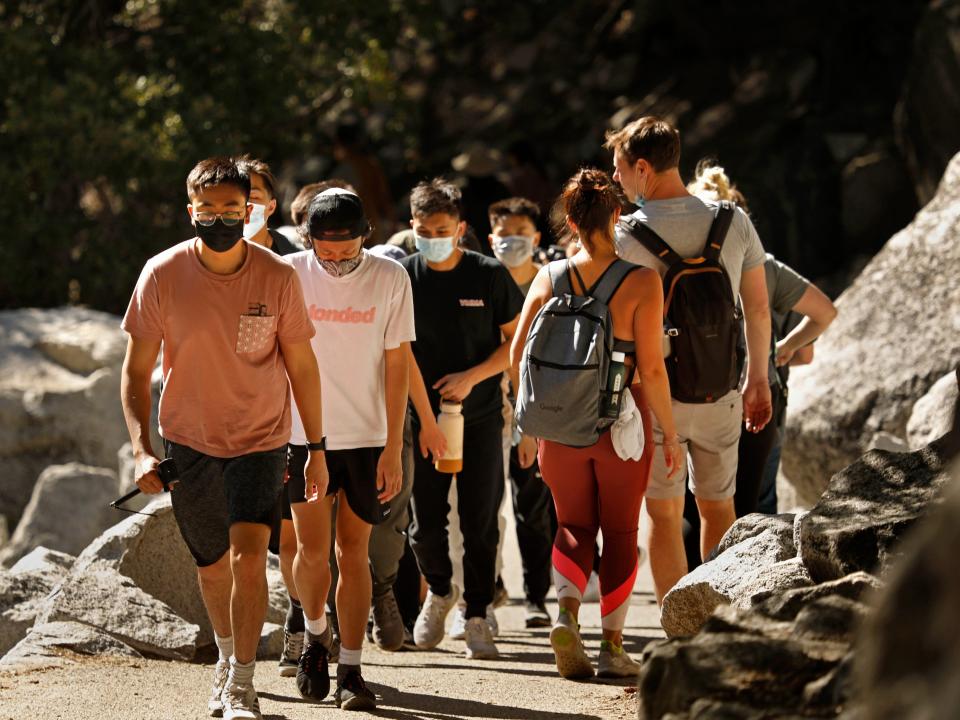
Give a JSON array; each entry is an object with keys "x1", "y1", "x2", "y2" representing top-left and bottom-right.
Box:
[{"x1": 0, "y1": 0, "x2": 431, "y2": 312}]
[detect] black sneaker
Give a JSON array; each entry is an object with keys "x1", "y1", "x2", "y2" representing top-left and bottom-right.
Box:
[
  {"x1": 524, "y1": 600, "x2": 551, "y2": 628},
  {"x1": 335, "y1": 669, "x2": 377, "y2": 711},
  {"x1": 296, "y1": 639, "x2": 330, "y2": 701}
]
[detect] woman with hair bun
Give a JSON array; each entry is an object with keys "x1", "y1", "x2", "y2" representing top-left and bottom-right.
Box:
[{"x1": 510, "y1": 168, "x2": 681, "y2": 680}]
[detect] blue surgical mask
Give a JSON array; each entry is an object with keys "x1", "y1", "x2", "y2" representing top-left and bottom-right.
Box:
[
  {"x1": 492, "y1": 235, "x2": 534, "y2": 268},
  {"x1": 415, "y1": 234, "x2": 456, "y2": 264}
]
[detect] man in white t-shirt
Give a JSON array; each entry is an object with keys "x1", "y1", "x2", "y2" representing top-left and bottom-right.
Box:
[
  {"x1": 285, "y1": 189, "x2": 414, "y2": 711},
  {"x1": 604, "y1": 117, "x2": 773, "y2": 606}
]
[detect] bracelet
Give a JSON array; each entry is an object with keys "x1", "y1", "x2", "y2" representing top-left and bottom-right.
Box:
[{"x1": 305, "y1": 437, "x2": 326, "y2": 452}]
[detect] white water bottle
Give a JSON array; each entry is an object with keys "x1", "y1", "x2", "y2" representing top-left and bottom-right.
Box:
[{"x1": 435, "y1": 401, "x2": 464, "y2": 473}]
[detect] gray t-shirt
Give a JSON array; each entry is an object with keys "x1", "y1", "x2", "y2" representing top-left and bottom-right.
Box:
[
  {"x1": 765, "y1": 253, "x2": 809, "y2": 325},
  {"x1": 614, "y1": 196, "x2": 766, "y2": 298}
]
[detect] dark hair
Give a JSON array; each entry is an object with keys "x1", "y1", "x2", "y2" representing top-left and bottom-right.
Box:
[
  {"x1": 290, "y1": 179, "x2": 356, "y2": 227},
  {"x1": 553, "y1": 168, "x2": 621, "y2": 253},
  {"x1": 234, "y1": 154, "x2": 278, "y2": 199},
  {"x1": 410, "y1": 178, "x2": 463, "y2": 219},
  {"x1": 488, "y1": 197, "x2": 540, "y2": 229},
  {"x1": 604, "y1": 116, "x2": 681, "y2": 172},
  {"x1": 186, "y1": 157, "x2": 250, "y2": 200}
]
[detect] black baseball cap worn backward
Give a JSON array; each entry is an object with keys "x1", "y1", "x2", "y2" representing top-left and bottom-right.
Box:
[{"x1": 307, "y1": 188, "x2": 370, "y2": 241}]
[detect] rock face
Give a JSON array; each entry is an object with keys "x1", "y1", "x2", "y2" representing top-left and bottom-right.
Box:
[
  {"x1": 661, "y1": 514, "x2": 812, "y2": 637},
  {"x1": 906, "y1": 370, "x2": 959, "y2": 449},
  {"x1": 0, "y1": 308, "x2": 132, "y2": 530},
  {"x1": 0, "y1": 546, "x2": 74, "y2": 656},
  {"x1": 0, "y1": 621, "x2": 141, "y2": 671},
  {"x1": 855, "y1": 450, "x2": 960, "y2": 718},
  {"x1": 781, "y1": 152, "x2": 960, "y2": 506},
  {"x1": 798, "y1": 436, "x2": 953, "y2": 583},
  {"x1": 0, "y1": 463, "x2": 120, "y2": 567}
]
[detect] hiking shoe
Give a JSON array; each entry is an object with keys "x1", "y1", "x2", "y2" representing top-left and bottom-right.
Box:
[
  {"x1": 450, "y1": 604, "x2": 498, "y2": 640},
  {"x1": 549, "y1": 609, "x2": 594, "y2": 680},
  {"x1": 597, "y1": 641, "x2": 640, "y2": 678},
  {"x1": 278, "y1": 629, "x2": 303, "y2": 677},
  {"x1": 335, "y1": 668, "x2": 377, "y2": 711},
  {"x1": 296, "y1": 639, "x2": 330, "y2": 701},
  {"x1": 329, "y1": 630, "x2": 341, "y2": 664},
  {"x1": 372, "y1": 589, "x2": 405, "y2": 651},
  {"x1": 464, "y1": 616, "x2": 499, "y2": 659},
  {"x1": 524, "y1": 600, "x2": 551, "y2": 628},
  {"x1": 492, "y1": 578, "x2": 509, "y2": 608},
  {"x1": 414, "y1": 584, "x2": 459, "y2": 649},
  {"x1": 221, "y1": 680, "x2": 261, "y2": 720},
  {"x1": 207, "y1": 658, "x2": 230, "y2": 717},
  {"x1": 401, "y1": 626, "x2": 417, "y2": 650}
]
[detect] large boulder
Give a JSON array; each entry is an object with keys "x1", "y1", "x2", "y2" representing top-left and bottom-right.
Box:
[
  {"x1": 0, "y1": 621, "x2": 140, "y2": 671},
  {"x1": 0, "y1": 463, "x2": 119, "y2": 567},
  {"x1": 0, "y1": 307, "x2": 132, "y2": 530},
  {"x1": 780, "y1": 153, "x2": 960, "y2": 506},
  {"x1": 906, "y1": 370, "x2": 959, "y2": 450},
  {"x1": 855, "y1": 447, "x2": 960, "y2": 718},
  {"x1": 639, "y1": 602, "x2": 855, "y2": 719},
  {"x1": 798, "y1": 435, "x2": 953, "y2": 584},
  {"x1": 661, "y1": 515, "x2": 812, "y2": 637},
  {"x1": 35, "y1": 560, "x2": 199, "y2": 660},
  {"x1": 0, "y1": 547, "x2": 75, "y2": 657}
]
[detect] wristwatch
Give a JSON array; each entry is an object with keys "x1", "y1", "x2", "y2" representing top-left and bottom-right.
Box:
[{"x1": 306, "y1": 438, "x2": 326, "y2": 452}]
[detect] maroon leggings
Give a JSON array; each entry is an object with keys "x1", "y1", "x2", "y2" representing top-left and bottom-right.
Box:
[{"x1": 538, "y1": 387, "x2": 653, "y2": 631}]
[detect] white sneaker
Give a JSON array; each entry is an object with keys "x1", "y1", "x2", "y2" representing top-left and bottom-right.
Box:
[
  {"x1": 449, "y1": 605, "x2": 468, "y2": 641},
  {"x1": 207, "y1": 659, "x2": 230, "y2": 717},
  {"x1": 582, "y1": 572, "x2": 601, "y2": 603},
  {"x1": 549, "y1": 609, "x2": 594, "y2": 680},
  {"x1": 597, "y1": 642, "x2": 640, "y2": 678},
  {"x1": 221, "y1": 680, "x2": 261, "y2": 720},
  {"x1": 464, "y1": 617, "x2": 499, "y2": 660},
  {"x1": 414, "y1": 584, "x2": 460, "y2": 649},
  {"x1": 450, "y1": 604, "x2": 498, "y2": 640}
]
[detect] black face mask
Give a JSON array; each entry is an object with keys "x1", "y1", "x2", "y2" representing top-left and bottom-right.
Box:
[{"x1": 196, "y1": 218, "x2": 244, "y2": 253}]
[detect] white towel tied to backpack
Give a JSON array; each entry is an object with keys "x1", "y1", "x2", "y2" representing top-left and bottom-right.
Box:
[{"x1": 611, "y1": 389, "x2": 645, "y2": 462}]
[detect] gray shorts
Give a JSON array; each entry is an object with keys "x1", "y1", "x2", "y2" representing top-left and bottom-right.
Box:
[
  {"x1": 164, "y1": 439, "x2": 286, "y2": 567},
  {"x1": 647, "y1": 390, "x2": 743, "y2": 501}
]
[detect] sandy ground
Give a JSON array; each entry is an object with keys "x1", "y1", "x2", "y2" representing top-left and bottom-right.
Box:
[{"x1": 0, "y1": 498, "x2": 663, "y2": 720}]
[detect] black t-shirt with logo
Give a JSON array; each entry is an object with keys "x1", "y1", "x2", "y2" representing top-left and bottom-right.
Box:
[{"x1": 402, "y1": 250, "x2": 524, "y2": 426}]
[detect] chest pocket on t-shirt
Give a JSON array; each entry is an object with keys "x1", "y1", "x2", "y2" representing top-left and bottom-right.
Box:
[{"x1": 236, "y1": 314, "x2": 277, "y2": 354}]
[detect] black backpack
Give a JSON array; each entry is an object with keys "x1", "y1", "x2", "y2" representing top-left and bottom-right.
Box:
[{"x1": 619, "y1": 202, "x2": 742, "y2": 403}]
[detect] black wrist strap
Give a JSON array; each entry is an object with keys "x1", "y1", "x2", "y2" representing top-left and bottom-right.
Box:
[{"x1": 306, "y1": 437, "x2": 326, "y2": 451}]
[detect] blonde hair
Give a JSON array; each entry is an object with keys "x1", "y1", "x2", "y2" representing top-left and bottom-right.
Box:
[{"x1": 687, "y1": 160, "x2": 749, "y2": 212}]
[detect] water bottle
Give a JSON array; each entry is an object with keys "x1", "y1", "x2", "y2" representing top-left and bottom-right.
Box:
[
  {"x1": 603, "y1": 351, "x2": 628, "y2": 419},
  {"x1": 435, "y1": 401, "x2": 464, "y2": 473}
]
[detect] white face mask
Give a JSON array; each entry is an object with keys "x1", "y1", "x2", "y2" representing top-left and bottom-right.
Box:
[
  {"x1": 492, "y1": 235, "x2": 534, "y2": 267},
  {"x1": 242, "y1": 203, "x2": 267, "y2": 238},
  {"x1": 414, "y1": 234, "x2": 457, "y2": 264}
]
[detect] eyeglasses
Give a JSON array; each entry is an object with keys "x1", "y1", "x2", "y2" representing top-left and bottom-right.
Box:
[{"x1": 193, "y1": 211, "x2": 246, "y2": 226}]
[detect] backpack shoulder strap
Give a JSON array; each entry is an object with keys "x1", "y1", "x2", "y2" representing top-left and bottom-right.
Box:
[
  {"x1": 591, "y1": 259, "x2": 637, "y2": 305},
  {"x1": 618, "y1": 216, "x2": 683, "y2": 266},
  {"x1": 703, "y1": 201, "x2": 735, "y2": 261},
  {"x1": 547, "y1": 259, "x2": 572, "y2": 296}
]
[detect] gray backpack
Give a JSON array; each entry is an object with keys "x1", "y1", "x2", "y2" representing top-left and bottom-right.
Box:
[{"x1": 516, "y1": 258, "x2": 636, "y2": 447}]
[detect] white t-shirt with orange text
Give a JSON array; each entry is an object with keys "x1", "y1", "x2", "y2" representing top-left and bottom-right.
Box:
[{"x1": 286, "y1": 250, "x2": 415, "y2": 450}]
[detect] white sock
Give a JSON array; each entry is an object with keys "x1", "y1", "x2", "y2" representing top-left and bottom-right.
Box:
[
  {"x1": 215, "y1": 634, "x2": 234, "y2": 663},
  {"x1": 228, "y1": 656, "x2": 255, "y2": 685},
  {"x1": 304, "y1": 614, "x2": 328, "y2": 637},
  {"x1": 338, "y1": 646, "x2": 362, "y2": 667}
]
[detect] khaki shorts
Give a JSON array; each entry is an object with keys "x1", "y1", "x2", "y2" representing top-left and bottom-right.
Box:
[{"x1": 647, "y1": 390, "x2": 742, "y2": 501}]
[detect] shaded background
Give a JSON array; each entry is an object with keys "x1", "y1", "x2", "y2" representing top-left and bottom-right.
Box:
[{"x1": 2, "y1": 0, "x2": 958, "y2": 313}]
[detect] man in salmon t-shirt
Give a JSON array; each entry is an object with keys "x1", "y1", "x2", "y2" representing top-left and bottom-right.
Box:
[{"x1": 120, "y1": 156, "x2": 326, "y2": 720}]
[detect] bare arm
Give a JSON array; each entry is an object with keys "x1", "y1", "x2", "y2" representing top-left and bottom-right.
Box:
[
  {"x1": 434, "y1": 315, "x2": 521, "y2": 402},
  {"x1": 280, "y1": 339, "x2": 329, "y2": 501},
  {"x1": 632, "y1": 270, "x2": 682, "y2": 478},
  {"x1": 740, "y1": 264, "x2": 773, "y2": 432},
  {"x1": 120, "y1": 335, "x2": 163, "y2": 493},
  {"x1": 510, "y1": 268, "x2": 552, "y2": 373},
  {"x1": 407, "y1": 344, "x2": 445, "y2": 459},
  {"x1": 377, "y1": 344, "x2": 409, "y2": 501},
  {"x1": 775, "y1": 284, "x2": 837, "y2": 366}
]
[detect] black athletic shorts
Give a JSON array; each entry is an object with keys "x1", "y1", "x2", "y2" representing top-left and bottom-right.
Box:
[
  {"x1": 164, "y1": 439, "x2": 286, "y2": 567},
  {"x1": 286, "y1": 444, "x2": 390, "y2": 525}
]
